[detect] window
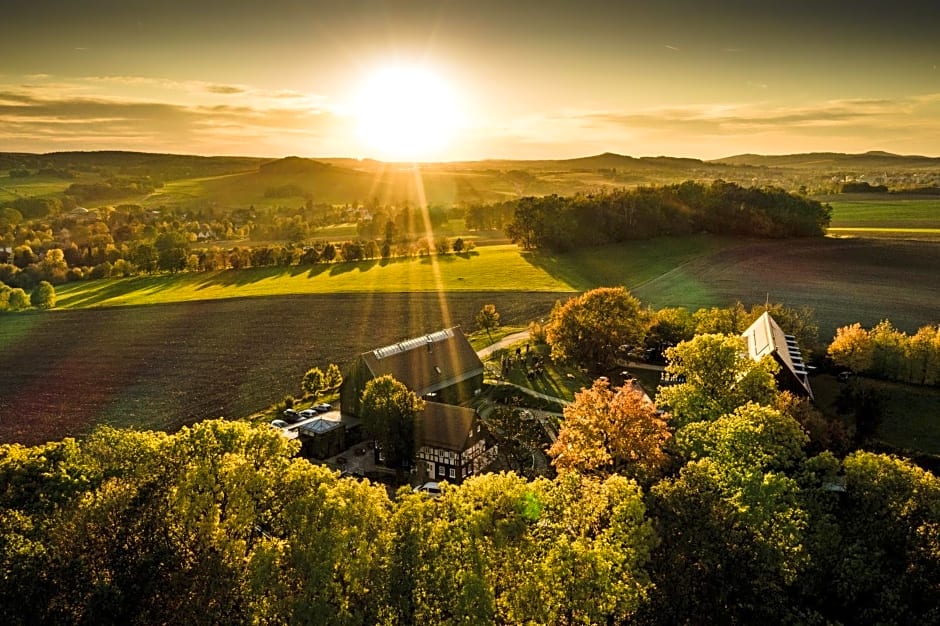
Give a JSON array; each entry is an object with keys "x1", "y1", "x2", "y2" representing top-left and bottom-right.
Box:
[
  {"x1": 449, "y1": 468, "x2": 456, "y2": 479},
  {"x1": 438, "y1": 465, "x2": 445, "y2": 476}
]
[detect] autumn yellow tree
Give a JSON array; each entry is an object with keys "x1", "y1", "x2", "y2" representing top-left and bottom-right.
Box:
[
  {"x1": 909, "y1": 324, "x2": 940, "y2": 385},
  {"x1": 549, "y1": 378, "x2": 671, "y2": 483},
  {"x1": 828, "y1": 322, "x2": 874, "y2": 373}
]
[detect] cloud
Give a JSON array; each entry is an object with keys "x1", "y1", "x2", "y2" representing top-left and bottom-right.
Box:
[
  {"x1": 488, "y1": 95, "x2": 940, "y2": 159},
  {"x1": 205, "y1": 84, "x2": 246, "y2": 95},
  {"x1": 585, "y1": 96, "x2": 937, "y2": 133},
  {"x1": 0, "y1": 86, "x2": 343, "y2": 155}
]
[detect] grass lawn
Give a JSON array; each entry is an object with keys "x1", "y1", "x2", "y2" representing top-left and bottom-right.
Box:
[
  {"x1": 482, "y1": 341, "x2": 590, "y2": 403},
  {"x1": 813, "y1": 374, "x2": 940, "y2": 455},
  {"x1": 465, "y1": 325, "x2": 527, "y2": 351}
]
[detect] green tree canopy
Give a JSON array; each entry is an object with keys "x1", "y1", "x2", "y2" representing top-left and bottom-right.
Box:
[
  {"x1": 323, "y1": 363, "x2": 343, "y2": 392},
  {"x1": 359, "y1": 375, "x2": 425, "y2": 471},
  {"x1": 301, "y1": 367, "x2": 325, "y2": 399},
  {"x1": 655, "y1": 333, "x2": 780, "y2": 426},
  {"x1": 30, "y1": 280, "x2": 55, "y2": 309},
  {"x1": 546, "y1": 287, "x2": 647, "y2": 372},
  {"x1": 675, "y1": 402, "x2": 808, "y2": 473}
]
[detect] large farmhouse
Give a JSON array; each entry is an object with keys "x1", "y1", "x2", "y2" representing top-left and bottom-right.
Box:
[
  {"x1": 340, "y1": 327, "x2": 495, "y2": 483},
  {"x1": 742, "y1": 312, "x2": 814, "y2": 400},
  {"x1": 340, "y1": 327, "x2": 485, "y2": 417},
  {"x1": 416, "y1": 401, "x2": 498, "y2": 483}
]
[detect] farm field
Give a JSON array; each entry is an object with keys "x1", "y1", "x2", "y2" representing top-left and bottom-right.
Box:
[
  {"x1": 630, "y1": 236, "x2": 940, "y2": 340},
  {"x1": 52, "y1": 234, "x2": 940, "y2": 340},
  {"x1": 0, "y1": 175, "x2": 76, "y2": 202},
  {"x1": 52, "y1": 236, "x2": 742, "y2": 310},
  {"x1": 7, "y1": 233, "x2": 939, "y2": 445},
  {"x1": 53, "y1": 244, "x2": 578, "y2": 308},
  {"x1": 0, "y1": 292, "x2": 564, "y2": 446},
  {"x1": 826, "y1": 197, "x2": 940, "y2": 239}
]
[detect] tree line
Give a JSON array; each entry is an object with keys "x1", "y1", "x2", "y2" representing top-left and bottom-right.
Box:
[
  {"x1": 0, "y1": 200, "x2": 471, "y2": 291},
  {"x1": 829, "y1": 320, "x2": 940, "y2": 386},
  {"x1": 504, "y1": 180, "x2": 832, "y2": 251}
]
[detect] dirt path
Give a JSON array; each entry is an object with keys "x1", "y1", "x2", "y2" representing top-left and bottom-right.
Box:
[{"x1": 476, "y1": 330, "x2": 531, "y2": 359}]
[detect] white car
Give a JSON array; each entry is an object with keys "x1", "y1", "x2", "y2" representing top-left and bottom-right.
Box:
[
  {"x1": 413, "y1": 482, "x2": 442, "y2": 498},
  {"x1": 314, "y1": 403, "x2": 332, "y2": 413},
  {"x1": 270, "y1": 419, "x2": 289, "y2": 429}
]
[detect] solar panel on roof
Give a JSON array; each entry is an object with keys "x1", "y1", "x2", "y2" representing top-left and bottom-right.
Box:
[{"x1": 372, "y1": 328, "x2": 455, "y2": 359}]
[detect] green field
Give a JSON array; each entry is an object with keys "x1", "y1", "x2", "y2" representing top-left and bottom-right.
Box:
[
  {"x1": 54, "y1": 245, "x2": 577, "y2": 308},
  {"x1": 0, "y1": 176, "x2": 76, "y2": 202},
  {"x1": 52, "y1": 235, "x2": 940, "y2": 342},
  {"x1": 52, "y1": 237, "x2": 736, "y2": 309},
  {"x1": 825, "y1": 197, "x2": 940, "y2": 239},
  {"x1": 828, "y1": 198, "x2": 940, "y2": 226}
]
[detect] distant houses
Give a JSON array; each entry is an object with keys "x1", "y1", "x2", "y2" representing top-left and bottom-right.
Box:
[{"x1": 742, "y1": 312, "x2": 814, "y2": 400}]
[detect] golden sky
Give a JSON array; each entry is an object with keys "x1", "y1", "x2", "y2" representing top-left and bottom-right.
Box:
[{"x1": 1, "y1": 0, "x2": 938, "y2": 160}]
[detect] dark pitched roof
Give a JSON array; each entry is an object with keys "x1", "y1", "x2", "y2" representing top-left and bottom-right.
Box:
[
  {"x1": 742, "y1": 312, "x2": 814, "y2": 399},
  {"x1": 419, "y1": 401, "x2": 476, "y2": 451},
  {"x1": 360, "y1": 327, "x2": 483, "y2": 397}
]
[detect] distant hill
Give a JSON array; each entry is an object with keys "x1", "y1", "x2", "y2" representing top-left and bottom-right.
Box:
[
  {"x1": 0, "y1": 150, "x2": 265, "y2": 180},
  {"x1": 710, "y1": 151, "x2": 940, "y2": 170},
  {"x1": 3, "y1": 149, "x2": 940, "y2": 209}
]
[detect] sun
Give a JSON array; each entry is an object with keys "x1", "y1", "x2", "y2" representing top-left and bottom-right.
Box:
[{"x1": 353, "y1": 64, "x2": 461, "y2": 161}]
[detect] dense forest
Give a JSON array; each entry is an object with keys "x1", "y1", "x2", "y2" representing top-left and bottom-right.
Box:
[
  {"x1": 504, "y1": 181, "x2": 832, "y2": 251},
  {"x1": 2, "y1": 418, "x2": 936, "y2": 624}
]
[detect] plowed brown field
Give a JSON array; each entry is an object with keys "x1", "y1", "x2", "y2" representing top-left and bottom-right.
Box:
[{"x1": 0, "y1": 292, "x2": 564, "y2": 445}]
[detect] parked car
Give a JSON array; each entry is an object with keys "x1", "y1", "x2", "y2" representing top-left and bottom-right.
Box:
[
  {"x1": 282, "y1": 408, "x2": 301, "y2": 423},
  {"x1": 299, "y1": 408, "x2": 317, "y2": 419},
  {"x1": 413, "y1": 482, "x2": 442, "y2": 498},
  {"x1": 313, "y1": 403, "x2": 332, "y2": 413},
  {"x1": 270, "y1": 419, "x2": 289, "y2": 429}
]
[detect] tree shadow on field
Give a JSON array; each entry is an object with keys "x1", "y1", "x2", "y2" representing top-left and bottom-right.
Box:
[
  {"x1": 289, "y1": 264, "x2": 330, "y2": 279},
  {"x1": 329, "y1": 258, "x2": 378, "y2": 276},
  {"x1": 58, "y1": 275, "x2": 178, "y2": 308},
  {"x1": 516, "y1": 250, "x2": 588, "y2": 290},
  {"x1": 193, "y1": 267, "x2": 286, "y2": 290}
]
